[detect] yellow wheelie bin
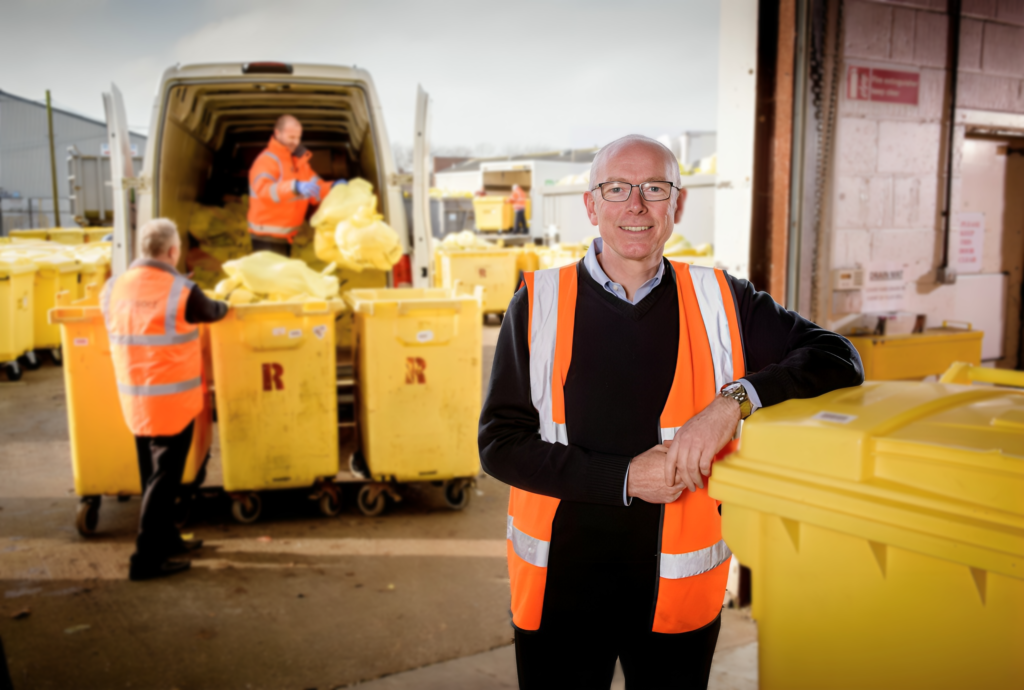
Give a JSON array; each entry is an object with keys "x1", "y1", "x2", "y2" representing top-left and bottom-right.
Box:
[
  {"x1": 0, "y1": 256, "x2": 36, "y2": 380},
  {"x1": 49, "y1": 293, "x2": 214, "y2": 537},
  {"x1": 8, "y1": 229, "x2": 49, "y2": 241},
  {"x1": 709, "y1": 381, "x2": 1024, "y2": 689},
  {"x1": 209, "y1": 299, "x2": 344, "y2": 523},
  {"x1": 48, "y1": 228, "x2": 85, "y2": 245},
  {"x1": 345, "y1": 287, "x2": 482, "y2": 515},
  {"x1": 0, "y1": 247, "x2": 80, "y2": 364},
  {"x1": 437, "y1": 248, "x2": 519, "y2": 315}
]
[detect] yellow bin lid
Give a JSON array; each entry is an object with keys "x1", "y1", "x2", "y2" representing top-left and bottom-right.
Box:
[
  {"x1": 0, "y1": 256, "x2": 38, "y2": 277},
  {"x1": 711, "y1": 381, "x2": 1024, "y2": 578}
]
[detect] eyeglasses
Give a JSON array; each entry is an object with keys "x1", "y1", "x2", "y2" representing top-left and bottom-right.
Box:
[{"x1": 591, "y1": 180, "x2": 678, "y2": 203}]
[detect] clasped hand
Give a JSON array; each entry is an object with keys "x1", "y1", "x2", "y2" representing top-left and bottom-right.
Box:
[{"x1": 625, "y1": 396, "x2": 741, "y2": 504}]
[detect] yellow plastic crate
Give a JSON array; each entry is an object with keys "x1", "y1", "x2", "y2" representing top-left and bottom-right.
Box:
[
  {"x1": 209, "y1": 300, "x2": 341, "y2": 492},
  {"x1": 473, "y1": 197, "x2": 513, "y2": 231},
  {"x1": 49, "y1": 304, "x2": 211, "y2": 498},
  {"x1": 438, "y1": 248, "x2": 519, "y2": 314},
  {"x1": 846, "y1": 327, "x2": 983, "y2": 380},
  {"x1": 0, "y1": 257, "x2": 36, "y2": 362},
  {"x1": 346, "y1": 287, "x2": 482, "y2": 482},
  {"x1": 710, "y1": 382, "x2": 1024, "y2": 689},
  {"x1": 48, "y1": 228, "x2": 85, "y2": 245}
]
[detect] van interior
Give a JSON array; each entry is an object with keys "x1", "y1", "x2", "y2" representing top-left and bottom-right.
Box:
[{"x1": 155, "y1": 81, "x2": 385, "y2": 242}]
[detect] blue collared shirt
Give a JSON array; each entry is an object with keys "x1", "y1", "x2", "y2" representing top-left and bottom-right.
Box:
[{"x1": 580, "y1": 239, "x2": 762, "y2": 505}]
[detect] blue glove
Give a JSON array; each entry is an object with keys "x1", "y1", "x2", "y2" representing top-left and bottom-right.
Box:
[
  {"x1": 332, "y1": 179, "x2": 347, "y2": 188},
  {"x1": 295, "y1": 180, "x2": 321, "y2": 201}
]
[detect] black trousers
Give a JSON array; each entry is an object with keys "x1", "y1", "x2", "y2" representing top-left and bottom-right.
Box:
[
  {"x1": 513, "y1": 209, "x2": 528, "y2": 234},
  {"x1": 132, "y1": 421, "x2": 194, "y2": 564},
  {"x1": 514, "y1": 612, "x2": 721, "y2": 690},
  {"x1": 250, "y1": 235, "x2": 291, "y2": 256}
]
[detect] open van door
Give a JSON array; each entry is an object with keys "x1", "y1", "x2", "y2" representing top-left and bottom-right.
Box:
[
  {"x1": 410, "y1": 85, "x2": 433, "y2": 288},
  {"x1": 103, "y1": 83, "x2": 136, "y2": 277}
]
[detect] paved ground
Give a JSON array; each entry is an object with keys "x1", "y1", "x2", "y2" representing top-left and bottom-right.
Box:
[{"x1": 0, "y1": 325, "x2": 758, "y2": 689}]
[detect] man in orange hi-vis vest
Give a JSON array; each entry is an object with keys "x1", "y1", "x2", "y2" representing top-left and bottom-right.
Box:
[
  {"x1": 479, "y1": 135, "x2": 863, "y2": 689},
  {"x1": 102, "y1": 219, "x2": 228, "y2": 581},
  {"x1": 247, "y1": 114, "x2": 339, "y2": 255},
  {"x1": 509, "y1": 184, "x2": 529, "y2": 234}
]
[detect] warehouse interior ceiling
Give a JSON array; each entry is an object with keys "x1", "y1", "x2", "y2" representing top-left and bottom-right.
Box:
[{"x1": 156, "y1": 81, "x2": 382, "y2": 227}]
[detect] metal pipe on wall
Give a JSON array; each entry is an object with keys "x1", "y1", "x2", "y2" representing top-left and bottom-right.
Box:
[
  {"x1": 45, "y1": 90, "x2": 61, "y2": 228},
  {"x1": 937, "y1": 0, "x2": 962, "y2": 285}
]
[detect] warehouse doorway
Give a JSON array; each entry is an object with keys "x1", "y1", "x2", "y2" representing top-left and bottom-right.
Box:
[{"x1": 959, "y1": 135, "x2": 1024, "y2": 369}]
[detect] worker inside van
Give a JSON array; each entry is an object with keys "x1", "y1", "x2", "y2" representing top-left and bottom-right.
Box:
[{"x1": 247, "y1": 114, "x2": 342, "y2": 255}]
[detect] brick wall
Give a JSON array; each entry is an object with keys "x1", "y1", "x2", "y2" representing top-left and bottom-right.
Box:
[{"x1": 829, "y1": 0, "x2": 1024, "y2": 325}]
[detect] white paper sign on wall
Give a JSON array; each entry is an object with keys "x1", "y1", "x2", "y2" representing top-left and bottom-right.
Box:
[
  {"x1": 954, "y1": 212, "x2": 984, "y2": 274},
  {"x1": 863, "y1": 262, "x2": 906, "y2": 311}
]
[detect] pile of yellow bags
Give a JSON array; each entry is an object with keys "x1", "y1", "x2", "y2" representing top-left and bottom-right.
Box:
[
  {"x1": 185, "y1": 197, "x2": 253, "y2": 289},
  {"x1": 440, "y1": 229, "x2": 494, "y2": 250},
  {"x1": 663, "y1": 233, "x2": 712, "y2": 258},
  {"x1": 310, "y1": 179, "x2": 403, "y2": 272},
  {"x1": 212, "y1": 252, "x2": 340, "y2": 306}
]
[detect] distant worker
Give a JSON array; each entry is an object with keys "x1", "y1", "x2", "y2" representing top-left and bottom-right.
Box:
[
  {"x1": 480, "y1": 135, "x2": 864, "y2": 689},
  {"x1": 248, "y1": 114, "x2": 340, "y2": 255},
  {"x1": 102, "y1": 219, "x2": 228, "y2": 581},
  {"x1": 509, "y1": 184, "x2": 529, "y2": 234}
]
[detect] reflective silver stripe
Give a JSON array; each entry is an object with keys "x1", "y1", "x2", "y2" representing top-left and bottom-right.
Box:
[
  {"x1": 108, "y1": 330, "x2": 199, "y2": 346},
  {"x1": 117, "y1": 377, "x2": 201, "y2": 397},
  {"x1": 688, "y1": 266, "x2": 733, "y2": 392},
  {"x1": 253, "y1": 172, "x2": 277, "y2": 185},
  {"x1": 269, "y1": 183, "x2": 281, "y2": 203},
  {"x1": 659, "y1": 539, "x2": 732, "y2": 580},
  {"x1": 249, "y1": 223, "x2": 298, "y2": 237},
  {"x1": 507, "y1": 515, "x2": 550, "y2": 568},
  {"x1": 261, "y1": 151, "x2": 283, "y2": 176},
  {"x1": 529, "y1": 268, "x2": 568, "y2": 445}
]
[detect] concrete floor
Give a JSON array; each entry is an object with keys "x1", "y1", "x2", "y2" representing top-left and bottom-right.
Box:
[{"x1": 0, "y1": 325, "x2": 758, "y2": 689}]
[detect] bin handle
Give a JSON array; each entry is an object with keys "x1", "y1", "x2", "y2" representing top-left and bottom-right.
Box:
[
  {"x1": 397, "y1": 300, "x2": 462, "y2": 315},
  {"x1": 942, "y1": 320, "x2": 972, "y2": 331}
]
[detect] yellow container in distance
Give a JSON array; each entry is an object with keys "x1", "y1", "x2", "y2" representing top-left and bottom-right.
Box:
[
  {"x1": 346, "y1": 287, "x2": 482, "y2": 484},
  {"x1": 709, "y1": 381, "x2": 1024, "y2": 690},
  {"x1": 438, "y1": 248, "x2": 519, "y2": 315},
  {"x1": 0, "y1": 257, "x2": 36, "y2": 364},
  {"x1": 846, "y1": 326, "x2": 983, "y2": 380},
  {"x1": 473, "y1": 197, "x2": 513, "y2": 231}
]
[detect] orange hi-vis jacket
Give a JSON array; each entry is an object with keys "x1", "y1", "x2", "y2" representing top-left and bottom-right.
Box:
[
  {"x1": 508, "y1": 261, "x2": 745, "y2": 634},
  {"x1": 247, "y1": 136, "x2": 332, "y2": 242},
  {"x1": 509, "y1": 187, "x2": 529, "y2": 211},
  {"x1": 101, "y1": 260, "x2": 203, "y2": 437}
]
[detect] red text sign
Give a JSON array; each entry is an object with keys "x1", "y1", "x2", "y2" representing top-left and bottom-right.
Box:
[
  {"x1": 847, "y1": 66, "x2": 919, "y2": 105},
  {"x1": 262, "y1": 363, "x2": 284, "y2": 391},
  {"x1": 405, "y1": 357, "x2": 427, "y2": 384}
]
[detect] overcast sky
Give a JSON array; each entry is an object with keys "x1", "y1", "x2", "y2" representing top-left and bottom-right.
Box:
[{"x1": 1, "y1": 0, "x2": 719, "y2": 153}]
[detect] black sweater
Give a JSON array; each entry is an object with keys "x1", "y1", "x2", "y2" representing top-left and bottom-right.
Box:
[{"x1": 479, "y1": 259, "x2": 864, "y2": 506}]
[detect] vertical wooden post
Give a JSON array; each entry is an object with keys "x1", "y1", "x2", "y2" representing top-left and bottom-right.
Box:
[
  {"x1": 46, "y1": 90, "x2": 62, "y2": 228},
  {"x1": 769, "y1": 0, "x2": 797, "y2": 301}
]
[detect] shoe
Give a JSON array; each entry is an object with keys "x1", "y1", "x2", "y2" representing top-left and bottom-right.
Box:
[
  {"x1": 172, "y1": 538, "x2": 204, "y2": 555},
  {"x1": 129, "y1": 558, "x2": 191, "y2": 582}
]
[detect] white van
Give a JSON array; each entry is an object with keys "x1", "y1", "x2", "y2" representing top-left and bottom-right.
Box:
[{"x1": 103, "y1": 62, "x2": 432, "y2": 284}]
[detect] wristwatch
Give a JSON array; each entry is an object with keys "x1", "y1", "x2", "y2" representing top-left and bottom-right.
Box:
[{"x1": 719, "y1": 382, "x2": 753, "y2": 420}]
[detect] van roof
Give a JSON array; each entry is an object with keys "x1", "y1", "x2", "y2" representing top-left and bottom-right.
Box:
[{"x1": 161, "y1": 62, "x2": 376, "y2": 86}]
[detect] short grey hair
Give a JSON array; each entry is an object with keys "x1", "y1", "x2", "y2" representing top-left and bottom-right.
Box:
[
  {"x1": 589, "y1": 134, "x2": 682, "y2": 188},
  {"x1": 138, "y1": 218, "x2": 180, "y2": 259}
]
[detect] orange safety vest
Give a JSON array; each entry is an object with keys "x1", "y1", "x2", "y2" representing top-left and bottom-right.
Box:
[
  {"x1": 509, "y1": 187, "x2": 528, "y2": 211},
  {"x1": 101, "y1": 260, "x2": 203, "y2": 437},
  {"x1": 247, "y1": 136, "x2": 331, "y2": 242},
  {"x1": 508, "y1": 261, "x2": 745, "y2": 634}
]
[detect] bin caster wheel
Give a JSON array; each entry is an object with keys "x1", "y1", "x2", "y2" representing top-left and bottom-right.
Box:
[
  {"x1": 230, "y1": 493, "x2": 262, "y2": 524},
  {"x1": 4, "y1": 362, "x2": 22, "y2": 382},
  {"x1": 443, "y1": 480, "x2": 472, "y2": 510},
  {"x1": 357, "y1": 485, "x2": 387, "y2": 517},
  {"x1": 50, "y1": 347, "x2": 63, "y2": 367},
  {"x1": 318, "y1": 489, "x2": 343, "y2": 518},
  {"x1": 18, "y1": 351, "x2": 41, "y2": 371},
  {"x1": 76, "y1": 497, "x2": 101, "y2": 536}
]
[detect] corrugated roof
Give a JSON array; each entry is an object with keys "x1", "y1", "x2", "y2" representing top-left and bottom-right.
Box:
[{"x1": 0, "y1": 90, "x2": 147, "y2": 137}]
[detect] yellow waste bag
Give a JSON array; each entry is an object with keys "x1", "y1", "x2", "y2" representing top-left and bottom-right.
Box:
[
  {"x1": 333, "y1": 205, "x2": 404, "y2": 272},
  {"x1": 221, "y1": 252, "x2": 339, "y2": 301},
  {"x1": 310, "y1": 178, "x2": 375, "y2": 229}
]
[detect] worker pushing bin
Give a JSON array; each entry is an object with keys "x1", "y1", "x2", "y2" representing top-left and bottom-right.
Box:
[
  {"x1": 0, "y1": 256, "x2": 36, "y2": 381},
  {"x1": 345, "y1": 287, "x2": 482, "y2": 516},
  {"x1": 208, "y1": 299, "x2": 344, "y2": 523},
  {"x1": 437, "y1": 248, "x2": 519, "y2": 316},
  {"x1": 49, "y1": 296, "x2": 213, "y2": 537},
  {"x1": 709, "y1": 381, "x2": 1024, "y2": 689}
]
